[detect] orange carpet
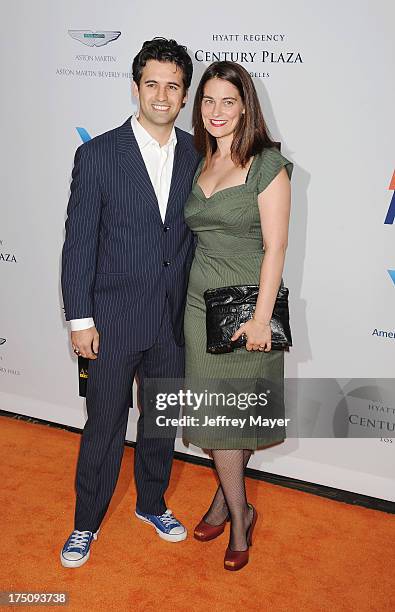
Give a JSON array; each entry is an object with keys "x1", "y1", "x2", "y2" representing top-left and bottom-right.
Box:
[{"x1": 1, "y1": 416, "x2": 394, "y2": 612}]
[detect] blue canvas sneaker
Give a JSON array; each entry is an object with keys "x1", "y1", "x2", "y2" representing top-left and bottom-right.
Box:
[
  {"x1": 60, "y1": 528, "x2": 99, "y2": 568},
  {"x1": 135, "y1": 508, "x2": 187, "y2": 542}
]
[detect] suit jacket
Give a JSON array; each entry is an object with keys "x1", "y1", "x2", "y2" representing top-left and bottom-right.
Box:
[{"x1": 61, "y1": 116, "x2": 200, "y2": 350}]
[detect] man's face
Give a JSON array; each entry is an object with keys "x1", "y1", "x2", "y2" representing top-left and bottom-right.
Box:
[{"x1": 132, "y1": 59, "x2": 188, "y2": 130}]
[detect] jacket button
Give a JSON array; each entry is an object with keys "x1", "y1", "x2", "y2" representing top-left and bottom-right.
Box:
[
  {"x1": 164, "y1": 226, "x2": 170, "y2": 232},
  {"x1": 163, "y1": 260, "x2": 171, "y2": 267}
]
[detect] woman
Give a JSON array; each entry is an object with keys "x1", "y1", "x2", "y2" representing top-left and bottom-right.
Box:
[{"x1": 183, "y1": 61, "x2": 293, "y2": 571}]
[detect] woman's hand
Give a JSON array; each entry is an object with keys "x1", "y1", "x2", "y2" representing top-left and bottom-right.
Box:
[{"x1": 231, "y1": 318, "x2": 272, "y2": 352}]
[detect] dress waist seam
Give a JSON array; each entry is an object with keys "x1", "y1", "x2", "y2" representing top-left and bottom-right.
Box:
[{"x1": 195, "y1": 247, "x2": 264, "y2": 257}]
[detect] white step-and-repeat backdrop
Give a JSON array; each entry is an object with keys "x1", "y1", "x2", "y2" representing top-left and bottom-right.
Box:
[{"x1": 1, "y1": 0, "x2": 394, "y2": 501}]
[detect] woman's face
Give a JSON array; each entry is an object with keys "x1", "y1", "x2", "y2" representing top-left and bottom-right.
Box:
[{"x1": 201, "y1": 77, "x2": 244, "y2": 140}]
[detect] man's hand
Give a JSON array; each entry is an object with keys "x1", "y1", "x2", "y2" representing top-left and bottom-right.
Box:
[{"x1": 71, "y1": 327, "x2": 100, "y2": 360}]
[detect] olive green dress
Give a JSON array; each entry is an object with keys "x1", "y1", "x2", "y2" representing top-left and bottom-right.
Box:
[{"x1": 183, "y1": 147, "x2": 293, "y2": 450}]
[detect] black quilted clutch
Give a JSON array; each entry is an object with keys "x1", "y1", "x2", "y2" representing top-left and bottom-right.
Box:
[{"x1": 203, "y1": 284, "x2": 292, "y2": 354}]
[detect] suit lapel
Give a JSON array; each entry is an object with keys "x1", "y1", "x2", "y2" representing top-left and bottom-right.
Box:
[
  {"x1": 165, "y1": 129, "x2": 193, "y2": 221},
  {"x1": 116, "y1": 117, "x2": 162, "y2": 223}
]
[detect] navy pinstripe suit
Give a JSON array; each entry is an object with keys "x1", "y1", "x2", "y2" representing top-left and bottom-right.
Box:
[{"x1": 61, "y1": 117, "x2": 200, "y2": 532}]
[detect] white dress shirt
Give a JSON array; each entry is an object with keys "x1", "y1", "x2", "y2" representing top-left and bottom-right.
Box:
[{"x1": 70, "y1": 114, "x2": 177, "y2": 332}]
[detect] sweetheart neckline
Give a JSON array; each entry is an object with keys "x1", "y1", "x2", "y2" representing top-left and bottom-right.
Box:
[
  {"x1": 194, "y1": 155, "x2": 258, "y2": 199},
  {"x1": 194, "y1": 182, "x2": 249, "y2": 200}
]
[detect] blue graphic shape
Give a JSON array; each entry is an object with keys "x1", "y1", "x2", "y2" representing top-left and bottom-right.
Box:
[
  {"x1": 384, "y1": 192, "x2": 395, "y2": 224},
  {"x1": 388, "y1": 270, "x2": 395, "y2": 285},
  {"x1": 76, "y1": 127, "x2": 92, "y2": 143}
]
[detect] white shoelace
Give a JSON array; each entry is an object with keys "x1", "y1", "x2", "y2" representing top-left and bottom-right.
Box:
[
  {"x1": 66, "y1": 530, "x2": 92, "y2": 550},
  {"x1": 158, "y1": 510, "x2": 177, "y2": 527}
]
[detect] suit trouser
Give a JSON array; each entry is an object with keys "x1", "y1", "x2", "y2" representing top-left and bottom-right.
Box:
[{"x1": 74, "y1": 300, "x2": 184, "y2": 532}]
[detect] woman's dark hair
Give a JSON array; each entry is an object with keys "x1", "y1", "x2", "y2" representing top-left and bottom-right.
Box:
[
  {"x1": 132, "y1": 37, "x2": 193, "y2": 91},
  {"x1": 193, "y1": 61, "x2": 278, "y2": 167}
]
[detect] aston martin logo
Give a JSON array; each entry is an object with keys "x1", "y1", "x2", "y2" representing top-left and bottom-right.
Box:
[
  {"x1": 68, "y1": 30, "x2": 121, "y2": 47},
  {"x1": 0, "y1": 338, "x2": 6, "y2": 346}
]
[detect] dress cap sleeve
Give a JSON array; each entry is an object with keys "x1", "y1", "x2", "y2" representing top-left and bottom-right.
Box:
[{"x1": 256, "y1": 147, "x2": 293, "y2": 194}]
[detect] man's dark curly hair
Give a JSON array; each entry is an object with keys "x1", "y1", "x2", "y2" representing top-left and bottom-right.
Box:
[{"x1": 132, "y1": 37, "x2": 193, "y2": 91}]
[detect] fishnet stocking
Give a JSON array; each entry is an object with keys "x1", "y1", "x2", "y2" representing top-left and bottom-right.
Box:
[
  {"x1": 208, "y1": 449, "x2": 254, "y2": 551},
  {"x1": 203, "y1": 449, "x2": 252, "y2": 526}
]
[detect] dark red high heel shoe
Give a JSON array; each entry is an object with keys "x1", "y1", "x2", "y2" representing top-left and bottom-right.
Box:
[
  {"x1": 224, "y1": 504, "x2": 258, "y2": 571},
  {"x1": 194, "y1": 515, "x2": 230, "y2": 542}
]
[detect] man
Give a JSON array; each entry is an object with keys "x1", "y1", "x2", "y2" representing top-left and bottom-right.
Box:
[{"x1": 60, "y1": 38, "x2": 200, "y2": 568}]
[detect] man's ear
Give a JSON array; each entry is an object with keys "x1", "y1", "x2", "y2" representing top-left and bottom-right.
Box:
[
  {"x1": 132, "y1": 81, "x2": 139, "y2": 99},
  {"x1": 181, "y1": 90, "x2": 188, "y2": 108}
]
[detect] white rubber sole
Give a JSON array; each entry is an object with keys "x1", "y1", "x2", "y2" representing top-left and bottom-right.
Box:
[
  {"x1": 60, "y1": 529, "x2": 99, "y2": 568},
  {"x1": 134, "y1": 511, "x2": 187, "y2": 542}
]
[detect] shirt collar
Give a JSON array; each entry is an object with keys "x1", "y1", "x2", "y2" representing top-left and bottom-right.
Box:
[{"x1": 131, "y1": 114, "x2": 177, "y2": 150}]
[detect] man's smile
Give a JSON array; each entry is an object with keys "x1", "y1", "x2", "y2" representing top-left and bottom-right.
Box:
[{"x1": 152, "y1": 104, "x2": 171, "y2": 111}]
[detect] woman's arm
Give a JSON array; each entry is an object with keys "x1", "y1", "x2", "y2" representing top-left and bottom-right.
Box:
[{"x1": 231, "y1": 166, "x2": 291, "y2": 351}]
